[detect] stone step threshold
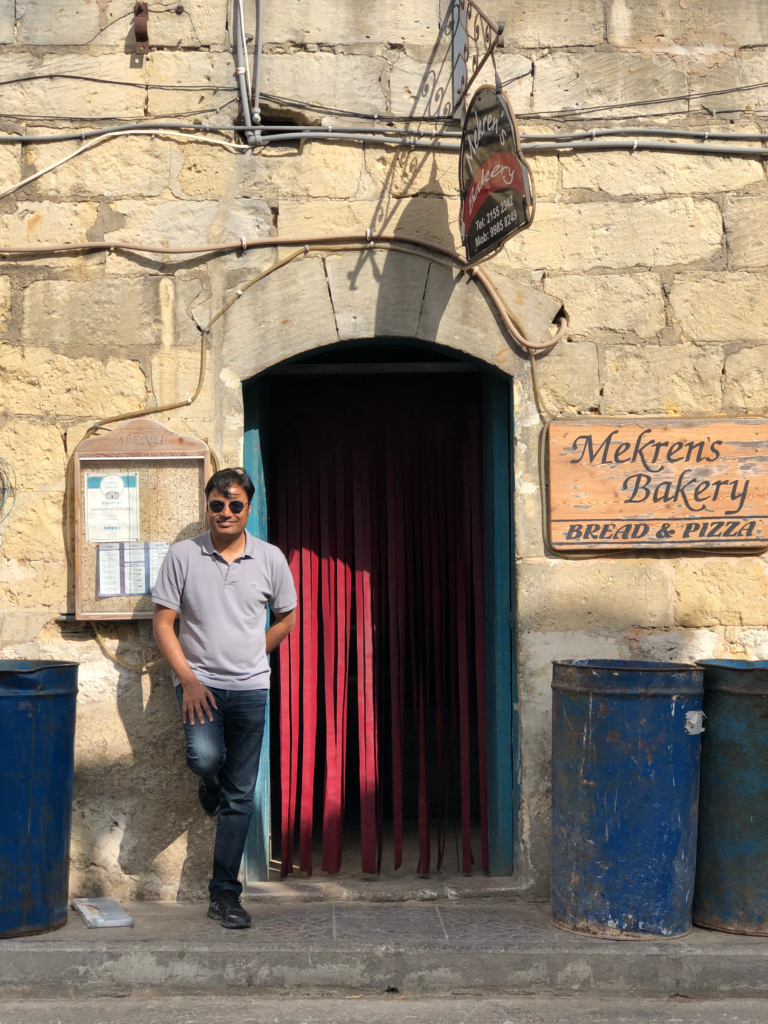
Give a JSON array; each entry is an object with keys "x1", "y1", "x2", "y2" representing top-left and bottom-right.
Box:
[{"x1": 2, "y1": 901, "x2": 767, "y2": 999}]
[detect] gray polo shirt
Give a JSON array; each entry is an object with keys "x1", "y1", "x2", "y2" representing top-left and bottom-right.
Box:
[{"x1": 152, "y1": 531, "x2": 296, "y2": 691}]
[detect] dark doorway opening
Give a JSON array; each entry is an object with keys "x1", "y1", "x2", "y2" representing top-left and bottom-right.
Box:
[{"x1": 243, "y1": 341, "x2": 514, "y2": 881}]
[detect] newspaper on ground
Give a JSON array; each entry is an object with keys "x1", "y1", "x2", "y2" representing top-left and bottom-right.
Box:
[{"x1": 71, "y1": 897, "x2": 134, "y2": 928}]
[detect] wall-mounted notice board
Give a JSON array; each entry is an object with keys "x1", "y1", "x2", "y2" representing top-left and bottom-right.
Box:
[
  {"x1": 74, "y1": 418, "x2": 211, "y2": 620},
  {"x1": 548, "y1": 418, "x2": 768, "y2": 553}
]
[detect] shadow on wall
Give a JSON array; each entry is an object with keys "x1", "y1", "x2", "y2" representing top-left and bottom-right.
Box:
[{"x1": 71, "y1": 651, "x2": 216, "y2": 902}]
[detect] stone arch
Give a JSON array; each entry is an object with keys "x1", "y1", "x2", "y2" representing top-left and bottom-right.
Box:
[{"x1": 221, "y1": 248, "x2": 560, "y2": 380}]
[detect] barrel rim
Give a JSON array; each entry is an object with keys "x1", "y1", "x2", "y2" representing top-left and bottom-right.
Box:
[
  {"x1": 553, "y1": 659, "x2": 700, "y2": 672},
  {"x1": 552, "y1": 683, "x2": 704, "y2": 696},
  {"x1": 0, "y1": 660, "x2": 80, "y2": 673},
  {"x1": 697, "y1": 659, "x2": 768, "y2": 671}
]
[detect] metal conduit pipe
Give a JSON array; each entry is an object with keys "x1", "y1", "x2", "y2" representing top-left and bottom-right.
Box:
[
  {"x1": 523, "y1": 127, "x2": 768, "y2": 143},
  {"x1": 252, "y1": 0, "x2": 262, "y2": 124},
  {"x1": 233, "y1": 0, "x2": 258, "y2": 146},
  {"x1": 3, "y1": 122, "x2": 768, "y2": 147},
  {"x1": 523, "y1": 138, "x2": 768, "y2": 158}
]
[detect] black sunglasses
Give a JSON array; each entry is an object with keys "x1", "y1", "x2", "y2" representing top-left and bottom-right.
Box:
[{"x1": 208, "y1": 499, "x2": 247, "y2": 514}]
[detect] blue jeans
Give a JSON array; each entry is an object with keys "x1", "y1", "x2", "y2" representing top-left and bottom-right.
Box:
[{"x1": 176, "y1": 685, "x2": 268, "y2": 897}]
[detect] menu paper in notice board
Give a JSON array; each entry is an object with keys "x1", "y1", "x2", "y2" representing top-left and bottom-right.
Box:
[
  {"x1": 548, "y1": 419, "x2": 768, "y2": 552},
  {"x1": 85, "y1": 472, "x2": 140, "y2": 543},
  {"x1": 97, "y1": 541, "x2": 170, "y2": 597}
]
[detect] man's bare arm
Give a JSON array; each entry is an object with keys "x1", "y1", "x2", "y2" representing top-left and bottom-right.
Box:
[
  {"x1": 153, "y1": 605, "x2": 218, "y2": 725},
  {"x1": 266, "y1": 608, "x2": 296, "y2": 654}
]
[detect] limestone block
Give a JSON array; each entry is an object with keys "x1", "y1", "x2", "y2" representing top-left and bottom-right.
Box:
[
  {"x1": 0, "y1": 560, "x2": 68, "y2": 614},
  {"x1": 487, "y1": 0, "x2": 605, "y2": 46},
  {"x1": 534, "y1": 52, "x2": 687, "y2": 117},
  {"x1": 22, "y1": 278, "x2": 164, "y2": 350},
  {"x1": 151, "y1": 347, "x2": 214, "y2": 419},
  {"x1": 0, "y1": 139, "x2": 22, "y2": 192},
  {"x1": 483, "y1": 271, "x2": 563, "y2": 347},
  {"x1": 390, "y1": 52, "x2": 532, "y2": 120},
  {"x1": 240, "y1": 141, "x2": 365, "y2": 201},
  {"x1": 525, "y1": 152, "x2": 557, "y2": 201},
  {"x1": 0, "y1": 277, "x2": 10, "y2": 335},
  {"x1": 263, "y1": 0, "x2": 440, "y2": 46},
  {"x1": 675, "y1": 559, "x2": 768, "y2": 628},
  {"x1": 502, "y1": 198, "x2": 721, "y2": 273},
  {"x1": 17, "y1": 0, "x2": 101, "y2": 45},
  {"x1": 278, "y1": 196, "x2": 462, "y2": 253},
  {"x1": 724, "y1": 346, "x2": 768, "y2": 414},
  {"x1": 0, "y1": 201, "x2": 99, "y2": 248},
  {"x1": 519, "y1": 560, "x2": 673, "y2": 632},
  {"x1": 104, "y1": 199, "x2": 271, "y2": 257},
  {"x1": 362, "y1": 146, "x2": 458, "y2": 200},
  {"x1": 28, "y1": 136, "x2": 173, "y2": 200},
  {"x1": 0, "y1": 420, "x2": 65, "y2": 489},
  {"x1": 0, "y1": 611, "x2": 53, "y2": 649},
  {"x1": 682, "y1": 50, "x2": 768, "y2": 117},
  {"x1": 261, "y1": 53, "x2": 389, "y2": 119},
  {"x1": 0, "y1": 346, "x2": 146, "y2": 417},
  {"x1": 0, "y1": 55, "x2": 147, "y2": 119},
  {"x1": 417, "y1": 262, "x2": 517, "y2": 373},
  {"x1": 724, "y1": 198, "x2": 768, "y2": 270},
  {"x1": 670, "y1": 272, "x2": 768, "y2": 343},
  {"x1": 0, "y1": 1, "x2": 13, "y2": 43},
  {"x1": 607, "y1": 0, "x2": 768, "y2": 51},
  {"x1": 176, "y1": 143, "x2": 238, "y2": 198},
  {"x1": 602, "y1": 343, "x2": 724, "y2": 416},
  {"x1": 560, "y1": 150, "x2": 763, "y2": 196},
  {"x1": 535, "y1": 340, "x2": 600, "y2": 414},
  {"x1": 136, "y1": 0, "x2": 227, "y2": 48},
  {"x1": 543, "y1": 273, "x2": 665, "y2": 339},
  {"x1": 222, "y1": 257, "x2": 338, "y2": 379},
  {"x1": 145, "y1": 51, "x2": 237, "y2": 123},
  {"x1": 324, "y1": 249, "x2": 430, "y2": 340},
  {"x1": 0, "y1": 492, "x2": 66, "y2": 562}
]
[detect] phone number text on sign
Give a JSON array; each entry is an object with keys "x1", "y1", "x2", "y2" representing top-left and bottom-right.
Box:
[{"x1": 547, "y1": 419, "x2": 768, "y2": 552}]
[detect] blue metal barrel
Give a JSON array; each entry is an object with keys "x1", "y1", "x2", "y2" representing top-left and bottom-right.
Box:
[
  {"x1": 0, "y1": 660, "x2": 79, "y2": 938},
  {"x1": 551, "y1": 659, "x2": 704, "y2": 939},
  {"x1": 694, "y1": 660, "x2": 768, "y2": 935}
]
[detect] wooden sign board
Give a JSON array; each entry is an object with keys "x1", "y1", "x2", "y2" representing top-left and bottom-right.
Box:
[
  {"x1": 74, "y1": 418, "x2": 211, "y2": 620},
  {"x1": 548, "y1": 419, "x2": 768, "y2": 552}
]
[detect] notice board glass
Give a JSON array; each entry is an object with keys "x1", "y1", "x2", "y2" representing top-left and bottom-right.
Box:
[{"x1": 74, "y1": 419, "x2": 211, "y2": 620}]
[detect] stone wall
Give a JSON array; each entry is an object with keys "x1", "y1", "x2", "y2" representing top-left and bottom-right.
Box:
[{"x1": 1, "y1": 0, "x2": 767, "y2": 900}]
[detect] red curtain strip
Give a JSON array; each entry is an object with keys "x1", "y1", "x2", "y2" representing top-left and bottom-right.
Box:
[{"x1": 276, "y1": 396, "x2": 488, "y2": 879}]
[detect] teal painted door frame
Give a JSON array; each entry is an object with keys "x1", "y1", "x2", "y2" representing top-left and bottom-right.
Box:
[
  {"x1": 482, "y1": 376, "x2": 517, "y2": 875},
  {"x1": 241, "y1": 370, "x2": 516, "y2": 879},
  {"x1": 242, "y1": 380, "x2": 272, "y2": 882}
]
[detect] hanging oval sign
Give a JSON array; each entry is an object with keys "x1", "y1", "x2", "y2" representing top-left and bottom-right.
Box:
[{"x1": 459, "y1": 86, "x2": 535, "y2": 263}]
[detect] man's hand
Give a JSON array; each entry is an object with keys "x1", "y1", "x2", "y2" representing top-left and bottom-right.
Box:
[
  {"x1": 181, "y1": 679, "x2": 218, "y2": 725},
  {"x1": 154, "y1": 605, "x2": 218, "y2": 725}
]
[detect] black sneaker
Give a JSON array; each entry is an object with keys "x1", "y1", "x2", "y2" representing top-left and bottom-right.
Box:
[
  {"x1": 208, "y1": 891, "x2": 251, "y2": 929},
  {"x1": 198, "y1": 779, "x2": 221, "y2": 816}
]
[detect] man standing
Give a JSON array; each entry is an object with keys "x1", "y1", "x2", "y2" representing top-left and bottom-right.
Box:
[{"x1": 153, "y1": 467, "x2": 296, "y2": 929}]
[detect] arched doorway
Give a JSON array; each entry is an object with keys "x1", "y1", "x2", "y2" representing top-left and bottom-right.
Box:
[{"x1": 240, "y1": 338, "x2": 515, "y2": 881}]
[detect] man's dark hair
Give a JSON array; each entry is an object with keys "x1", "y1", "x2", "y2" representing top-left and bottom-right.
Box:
[{"x1": 205, "y1": 467, "x2": 255, "y2": 503}]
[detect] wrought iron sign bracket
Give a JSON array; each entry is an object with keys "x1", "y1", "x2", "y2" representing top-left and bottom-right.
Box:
[
  {"x1": 133, "y1": 2, "x2": 149, "y2": 65},
  {"x1": 452, "y1": 1, "x2": 504, "y2": 116}
]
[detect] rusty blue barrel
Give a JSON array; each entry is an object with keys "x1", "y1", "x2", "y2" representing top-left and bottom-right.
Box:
[
  {"x1": 694, "y1": 660, "x2": 768, "y2": 934},
  {"x1": 551, "y1": 660, "x2": 704, "y2": 939},
  {"x1": 0, "y1": 660, "x2": 79, "y2": 938}
]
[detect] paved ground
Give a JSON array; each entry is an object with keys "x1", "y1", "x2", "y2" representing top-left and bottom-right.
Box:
[
  {"x1": 3, "y1": 901, "x2": 768, "y2": 999},
  {"x1": 2, "y1": 995, "x2": 768, "y2": 1024}
]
